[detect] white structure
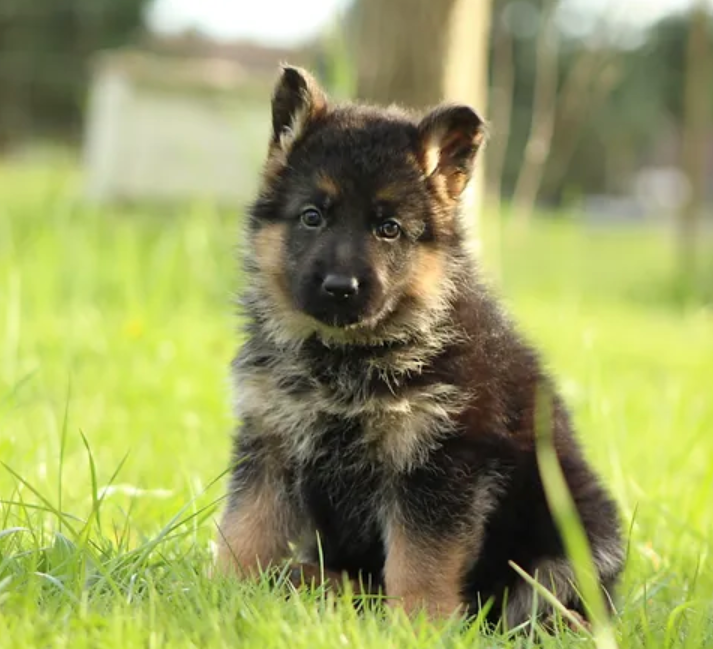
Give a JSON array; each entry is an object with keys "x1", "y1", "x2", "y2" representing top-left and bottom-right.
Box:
[{"x1": 83, "y1": 50, "x2": 273, "y2": 205}]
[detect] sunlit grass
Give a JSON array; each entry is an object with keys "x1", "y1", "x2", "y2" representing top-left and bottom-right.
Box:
[{"x1": 1, "y1": 159, "x2": 712, "y2": 647}]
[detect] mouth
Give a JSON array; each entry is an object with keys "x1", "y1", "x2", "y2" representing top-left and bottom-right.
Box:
[
  {"x1": 299, "y1": 295, "x2": 377, "y2": 330},
  {"x1": 304, "y1": 294, "x2": 400, "y2": 332},
  {"x1": 310, "y1": 308, "x2": 364, "y2": 329}
]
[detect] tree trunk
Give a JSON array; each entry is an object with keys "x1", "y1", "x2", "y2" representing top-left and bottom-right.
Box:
[
  {"x1": 526, "y1": 7, "x2": 623, "y2": 210},
  {"x1": 511, "y1": 0, "x2": 559, "y2": 226},
  {"x1": 485, "y1": 21, "x2": 515, "y2": 281},
  {"x1": 678, "y1": 3, "x2": 711, "y2": 291},
  {"x1": 353, "y1": 0, "x2": 492, "y2": 248},
  {"x1": 487, "y1": 24, "x2": 515, "y2": 217}
]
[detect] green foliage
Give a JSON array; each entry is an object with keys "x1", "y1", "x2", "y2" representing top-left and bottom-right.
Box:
[
  {"x1": 3, "y1": 0, "x2": 710, "y2": 208},
  {"x1": 314, "y1": 14, "x2": 357, "y2": 100},
  {"x1": 0, "y1": 0, "x2": 149, "y2": 144},
  {"x1": 1, "y1": 160, "x2": 713, "y2": 646},
  {"x1": 490, "y1": 2, "x2": 713, "y2": 204}
]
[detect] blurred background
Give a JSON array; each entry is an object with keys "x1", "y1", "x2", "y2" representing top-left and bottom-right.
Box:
[
  {"x1": 1, "y1": 0, "x2": 712, "y2": 295},
  {"x1": 1, "y1": 4, "x2": 713, "y2": 628}
]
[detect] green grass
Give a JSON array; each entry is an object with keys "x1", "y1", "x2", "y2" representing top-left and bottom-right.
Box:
[{"x1": 1, "y1": 158, "x2": 712, "y2": 647}]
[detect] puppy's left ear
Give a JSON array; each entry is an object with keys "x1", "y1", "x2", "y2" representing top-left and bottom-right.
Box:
[
  {"x1": 271, "y1": 65, "x2": 327, "y2": 155},
  {"x1": 417, "y1": 105, "x2": 486, "y2": 200}
]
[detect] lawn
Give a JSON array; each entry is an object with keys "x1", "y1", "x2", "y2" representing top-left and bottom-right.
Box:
[{"x1": 1, "y1": 157, "x2": 712, "y2": 648}]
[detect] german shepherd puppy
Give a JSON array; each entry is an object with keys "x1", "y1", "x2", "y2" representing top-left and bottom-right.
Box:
[{"x1": 215, "y1": 65, "x2": 623, "y2": 628}]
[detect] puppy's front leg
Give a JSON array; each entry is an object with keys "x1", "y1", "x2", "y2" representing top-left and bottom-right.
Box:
[
  {"x1": 383, "y1": 462, "x2": 500, "y2": 620},
  {"x1": 216, "y1": 483, "x2": 292, "y2": 578},
  {"x1": 383, "y1": 518, "x2": 469, "y2": 619},
  {"x1": 215, "y1": 436, "x2": 296, "y2": 578}
]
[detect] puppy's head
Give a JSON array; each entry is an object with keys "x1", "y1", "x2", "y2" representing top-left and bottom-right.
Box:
[{"x1": 247, "y1": 66, "x2": 485, "y2": 342}]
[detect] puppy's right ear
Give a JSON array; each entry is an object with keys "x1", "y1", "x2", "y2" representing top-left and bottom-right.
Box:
[
  {"x1": 270, "y1": 65, "x2": 327, "y2": 156},
  {"x1": 417, "y1": 104, "x2": 486, "y2": 201}
]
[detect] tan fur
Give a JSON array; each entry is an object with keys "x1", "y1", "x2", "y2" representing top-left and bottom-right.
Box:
[
  {"x1": 405, "y1": 247, "x2": 446, "y2": 304},
  {"x1": 253, "y1": 222, "x2": 287, "y2": 279},
  {"x1": 316, "y1": 173, "x2": 340, "y2": 198},
  {"x1": 420, "y1": 126, "x2": 447, "y2": 178},
  {"x1": 384, "y1": 519, "x2": 470, "y2": 619},
  {"x1": 215, "y1": 480, "x2": 293, "y2": 577},
  {"x1": 420, "y1": 124, "x2": 473, "y2": 197},
  {"x1": 444, "y1": 171, "x2": 469, "y2": 199},
  {"x1": 418, "y1": 113, "x2": 484, "y2": 202},
  {"x1": 261, "y1": 143, "x2": 288, "y2": 185},
  {"x1": 375, "y1": 184, "x2": 403, "y2": 203},
  {"x1": 278, "y1": 104, "x2": 308, "y2": 154},
  {"x1": 440, "y1": 128, "x2": 480, "y2": 198},
  {"x1": 250, "y1": 223, "x2": 320, "y2": 342}
]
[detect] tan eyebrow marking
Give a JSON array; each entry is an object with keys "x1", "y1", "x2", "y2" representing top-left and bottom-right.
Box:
[
  {"x1": 375, "y1": 184, "x2": 403, "y2": 202},
  {"x1": 316, "y1": 173, "x2": 340, "y2": 198}
]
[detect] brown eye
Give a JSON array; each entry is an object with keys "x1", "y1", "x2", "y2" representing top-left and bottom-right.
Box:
[
  {"x1": 300, "y1": 207, "x2": 323, "y2": 228},
  {"x1": 376, "y1": 219, "x2": 401, "y2": 240}
]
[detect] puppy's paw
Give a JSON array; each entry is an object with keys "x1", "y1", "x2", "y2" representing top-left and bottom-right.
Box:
[
  {"x1": 287, "y1": 562, "x2": 377, "y2": 597},
  {"x1": 386, "y1": 593, "x2": 464, "y2": 622},
  {"x1": 541, "y1": 609, "x2": 592, "y2": 634}
]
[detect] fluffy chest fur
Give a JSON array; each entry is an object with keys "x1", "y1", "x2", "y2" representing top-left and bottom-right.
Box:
[
  {"x1": 230, "y1": 334, "x2": 469, "y2": 575},
  {"x1": 232, "y1": 334, "x2": 466, "y2": 473}
]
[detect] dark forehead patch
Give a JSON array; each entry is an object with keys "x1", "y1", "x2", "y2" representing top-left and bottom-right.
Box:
[
  {"x1": 290, "y1": 106, "x2": 420, "y2": 179},
  {"x1": 278, "y1": 105, "x2": 432, "y2": 223}
]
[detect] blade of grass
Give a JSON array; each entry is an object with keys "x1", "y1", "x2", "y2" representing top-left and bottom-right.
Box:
[
  {"x1": 79, "y1": 430, "x2": 101, "y2": 537},
  {"x1": 123, "y1": 468, "x2": 231, "y2": 569},
  {"x1": 509, "y1": 560, "x2": 594, "y2": 637},
  {"x1": 533, "y1": 384, "x2": 619, "y2": 649},
  {"x1": 0, "y1": 501, "x2": 85, "y2": 525},
  {"x1": 33, "y1": 571, "x2": 80, "y2": 605},
  {"x1": 57, "y1": 379, "x2": 71, "y2": 535},
  {"x1": 0, "y1": 527, "x2": 30, "y2": 541},
  {"x1": 2, "y1": 462, "x2": 79, "y2": 537},
  {"x1": 0, "y1": 369, "x2": 37, "y2": 408}
]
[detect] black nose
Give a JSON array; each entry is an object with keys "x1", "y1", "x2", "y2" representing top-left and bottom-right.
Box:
[{"x1": 321, "y1": 274, "x2": 359, "y2": 298}]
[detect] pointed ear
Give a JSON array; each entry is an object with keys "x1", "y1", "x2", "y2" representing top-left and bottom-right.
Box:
[
  {"x1": 417, "y1": 105, "x2": 486, "y2": 200},
  {"x1": 270, "y1": 65, "x2": 327, "y2": 155}
]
